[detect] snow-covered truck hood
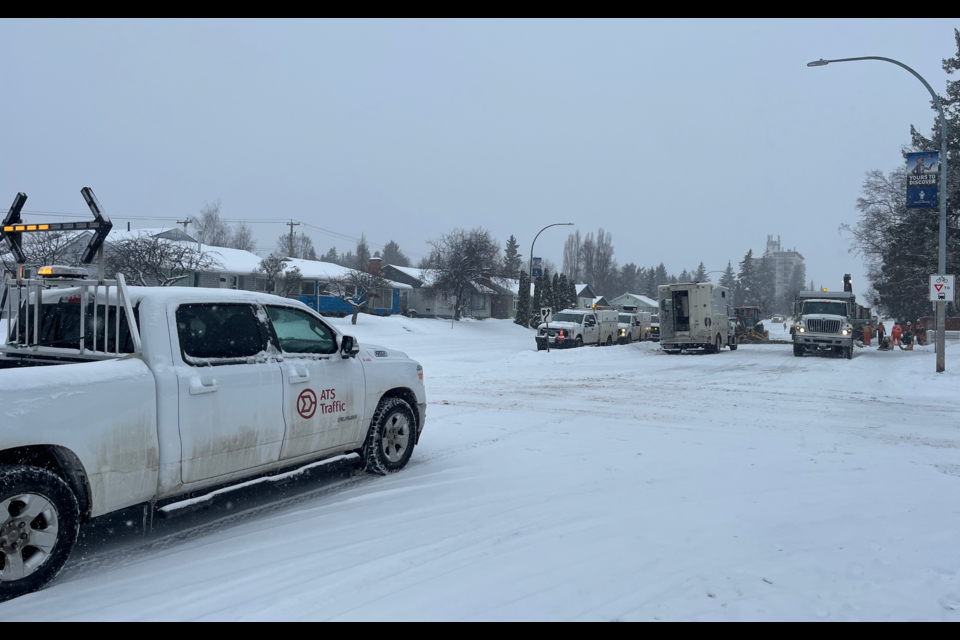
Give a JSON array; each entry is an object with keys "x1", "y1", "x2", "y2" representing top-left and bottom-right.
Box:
[{"x1": 538, "y1": 322, "x2": 579, "y2": 332}]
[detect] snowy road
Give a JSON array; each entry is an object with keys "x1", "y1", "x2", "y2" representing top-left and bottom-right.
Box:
[{"x1": 4, "y1": 316, "x2": 960, "y2": 621}]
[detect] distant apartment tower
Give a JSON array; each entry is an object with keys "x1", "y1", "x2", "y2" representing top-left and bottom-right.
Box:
[{"x1": 757, "y1": 235, "x2": 805, "y2": 302}]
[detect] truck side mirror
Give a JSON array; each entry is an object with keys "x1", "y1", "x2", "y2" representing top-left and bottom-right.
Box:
[{"x1": 340, "y1": 335, "x2": 360, "y2": 359}]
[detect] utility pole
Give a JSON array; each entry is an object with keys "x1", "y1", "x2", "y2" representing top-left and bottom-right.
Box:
[{"x1": 287, "y1": 220, "x2": 300, "y2": 258}]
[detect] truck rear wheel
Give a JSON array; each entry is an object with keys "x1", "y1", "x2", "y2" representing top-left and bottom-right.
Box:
[
  {"x1": 0, "y1": 465, "x2": 80, "y2": 603},
  {"x1": 363, "y1": 397, "x2": 417, "y2": 476},
  {"x1": 714, "y1": 335, "x2": 723, "y2": 354}
]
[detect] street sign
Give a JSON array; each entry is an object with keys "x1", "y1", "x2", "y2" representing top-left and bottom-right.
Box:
[
  {"x1": 930, "y1": 275, "x2": 955, "y2": 303},
  {"x1": 907, "y1": 152, "x2": 940, "y2": 209},
  {"x1": 541, "y1": 307, "x2": 553, "y2": 324},
  {"x1": 532, "y1": 257, "x2": 543, "y2": 279}
]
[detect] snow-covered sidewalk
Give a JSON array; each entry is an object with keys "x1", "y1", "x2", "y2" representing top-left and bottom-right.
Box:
[{"x1": 4, "y1": 316, "x2": 960, "y2": 621}]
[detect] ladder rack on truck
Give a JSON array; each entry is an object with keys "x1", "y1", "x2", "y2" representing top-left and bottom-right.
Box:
[
  {"x1": 1, "y1": 273, "x2": 142, "y2": 365},
  {"x1": 0, "y1": 187, "x2": 140, "y2": 366}
]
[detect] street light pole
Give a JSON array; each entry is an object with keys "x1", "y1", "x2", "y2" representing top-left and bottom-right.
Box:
[
  {"x1": 808, "y1": 57, "x2": 949, "y2": 372},
  {"x1": 528, "y1": 223, "x2": 574, "y2": 327}
]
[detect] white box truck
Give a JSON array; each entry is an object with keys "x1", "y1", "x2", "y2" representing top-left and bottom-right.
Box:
[{"x1": 658, "y1": 283, "x2": 737, "y2": 354}]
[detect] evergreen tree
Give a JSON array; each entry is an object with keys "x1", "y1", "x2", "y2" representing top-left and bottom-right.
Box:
[
  {"x1": 531, "y1": 274, "x2": 544, "y2": 328},
  {"x1": 557, "y1": 273, "x2": 570, "y2": 311},
  {"x1": 693, "y1": 262, "x2": 709, "y2": 283},
  {"x1": 719, "y1": 261, "x2": 737, "y2": 290},
  {"x1": 643, "y1": 266, "x2": 659, "y2": 298},
  {"x1": 515, "y1": 271, "x2": 531, "y2": 327},
  {"x1": 569, "y1": 279, "x2": 579, "y2": 309},
  {"x1": 354, "y1": 234, "x2": 372, "y2": 272},
  {"x1": 756, "y1": 254, "x2": 777, "y2": 314},
  {"x1": 620, "y1": 263, "x2": 641, "y2": 294},
  {"x1": 679, "y1": 269, "x2": 691, "y2": 283},
  {"x1": 737, "y1": 250, "x2": 757, "y2": 308},
  {"x1": 321, "y1": 247, "x2": 339, "y2": 264},
  {"x1": 503, "y1": 235, "x2": 523, "y2": 278},
  {"x1": 540, "y1": 268, "x2": 554, "y2": 316},
  {"x1": 654, "y1": 264, "x2": 669, "y2": 289},
  {"x1": 381, "y1": 240, "x2": 411, "y2": 267},
  {"x1": 551, "y1": 272, "x2": 561, "y2": 312}
]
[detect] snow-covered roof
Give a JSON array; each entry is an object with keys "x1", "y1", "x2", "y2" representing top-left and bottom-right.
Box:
[
  {"x1": 611, "y1": 293, "x2": 659, "y2": 308},
  {"x1": 201, "y1": 245, "x2": 264, "y2": 274},
  {"x1": 389, "y1": 266, "x2": 436, "y2": 287},
  {"x1": 576, "y1": 284, "x2": 591, "y2": 296},
  {"x1": 284, "y1": 258, "x2": 412, "y2": 290}
]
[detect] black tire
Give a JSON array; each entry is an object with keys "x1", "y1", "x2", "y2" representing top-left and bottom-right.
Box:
[
  {"x1": 575, "y1": 337, "x2": 583, "y2": 349},
  {"x1": 793, "y1": 344, "x2": 804, "y2": 358},
  {"x1": 605, "y1": 336, "x2": 614, "y2": 347},
  {"x1": 729, "y1": 336, "x2": 738, "y2": 351},
  {"x1": 363, "y1": 397, "x2": 417, "y2": 476},
  {"x1": 714, "y1": 335, "x2": 723, "y2": 354},
  {"x1": 0, "y1": 465, "x2": 80, "y2": 603},
  {"x1": 845, "y1": 346, "x2": 854, "y2": 360}
]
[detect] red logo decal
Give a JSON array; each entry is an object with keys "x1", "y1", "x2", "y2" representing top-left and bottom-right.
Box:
[{"x1": 297, "y1": 389, "x2": 318, "y2": 419}]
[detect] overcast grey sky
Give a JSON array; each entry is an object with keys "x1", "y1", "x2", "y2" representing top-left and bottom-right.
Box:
[{"x1": 2, "y1": 18, "x2": 958, "y2": 296}]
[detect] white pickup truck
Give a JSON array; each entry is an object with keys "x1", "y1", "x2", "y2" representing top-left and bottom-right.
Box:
[
  {"x1": 0, "y1": 275, "x2": 426, "y2": 601},
  {"x1": 535, "y1": 308, "x2": 619, "y2": 349}
]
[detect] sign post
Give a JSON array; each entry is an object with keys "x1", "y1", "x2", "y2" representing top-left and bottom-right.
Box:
[{"x1": 541, "y1": 307, "x2": 553, "y2": 352}]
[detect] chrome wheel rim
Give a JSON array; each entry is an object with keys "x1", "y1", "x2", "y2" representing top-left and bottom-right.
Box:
[
  {"x1": 0, "y1": 494, "x2": 59, "y2": 582},
  {"x1": 382, "y1": 413, "x2": 411, "y2": 464}
]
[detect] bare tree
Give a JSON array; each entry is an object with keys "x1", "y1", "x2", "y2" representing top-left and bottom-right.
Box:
[
  {"x1": 328, "y1": 269, "x2": 391, "y2": 325},
  {"x1": 428, "y1": 227, "x2": 502, "y2": 321},
  {"x1": 107, "y1": 236, "x2": 222, "y2": 287},
  {"x1": 230, "y1": 222, "x2": 256, "y2": 252},
  {"x1": 189, "y1": 200, "x2": 232, "y2": 247},
  {"x1": 253, "y1": 253, "x2": 302, "y2": 298},
  {"x1": 275, "y1": 232, "x2": 317, "y2": 260},
  {"x1": 562, "y1": 231, "x2": 583, "y2": 283},
  {"x1": 1, "y1": 231, "x2": 83, "y2": 275}
]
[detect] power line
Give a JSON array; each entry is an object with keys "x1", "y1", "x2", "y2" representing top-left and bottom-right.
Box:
[{"x1": 11, "y1": 210, "x2": 424, "y2": 258}]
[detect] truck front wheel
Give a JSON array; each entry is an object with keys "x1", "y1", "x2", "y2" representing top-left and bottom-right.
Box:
[
  {"x1": 793, "y1": 344, "x2": 804, "y2": 358},
  {"x1": 363, "y1": 397, "x2": 417, "y2": 476},
  {"x1": 0, "y1": 465, "x2": 80, "y2": 603}
]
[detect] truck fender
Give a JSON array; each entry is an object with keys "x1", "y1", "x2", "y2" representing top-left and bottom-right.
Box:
[{"x1": 0, "y1": 445, "x2": 92, "y2": 521}]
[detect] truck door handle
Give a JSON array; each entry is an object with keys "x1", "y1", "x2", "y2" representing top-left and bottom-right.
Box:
[
  {"x1": 288, "y1": 373, "x2": 311, "y2": 385},
  {"x1": 189, "y1": 379, "x2": 219, "y2": 396}
]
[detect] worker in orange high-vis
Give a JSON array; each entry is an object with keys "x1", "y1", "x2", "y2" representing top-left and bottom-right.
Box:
[
  {"x1": 863, "y1": 323, "x2": 872, "y2": 347},
  {"x1": 892, "y1": 322, "x2": 903, "y2": 347}
]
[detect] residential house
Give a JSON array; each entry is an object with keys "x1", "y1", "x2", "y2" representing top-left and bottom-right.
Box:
[
  {"x1": 575, "y1": 284, "x2": 598, "y2": 309},
  {"x1": 608, "y1": 293, "x2": 659, "y2": 313},
  {"x1": 381, "y1": 265, "x2": 497, "y2": 319},
  {"x1": 283, "y1": 258, "x2": 411, "y2": 317}
]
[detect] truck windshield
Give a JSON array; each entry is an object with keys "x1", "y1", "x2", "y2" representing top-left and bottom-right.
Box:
[
  {"x1": 652, "y1": 315, "x2": 659, "y2": 324},
  {"x1": 552, "y1": 313, "x2": 583, "y2": 324},
  {"x1": 619, "y1": 315, "x2": 632, "y2": 324},
  {"x1": 802, "y1": 301, "x2": 847, "y2": 316}
]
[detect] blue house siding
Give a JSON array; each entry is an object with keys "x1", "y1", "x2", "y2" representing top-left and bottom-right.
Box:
[{"x1": 297, "y1": 281, "x2": 402, "y2": 317}]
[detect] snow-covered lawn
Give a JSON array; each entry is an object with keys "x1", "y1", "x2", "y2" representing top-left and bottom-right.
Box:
[{"x1": 4, "y1": 316, "x2": 960, "y2": 621}]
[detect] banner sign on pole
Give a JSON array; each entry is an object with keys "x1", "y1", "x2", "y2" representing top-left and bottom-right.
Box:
[
  {"x1": 532, "y1": 257, "x2": 543, "y2": 279},
  {"x1": 930, "y1": 275, "x2": 955, "y2": 303},
  {"x1": 906, "y1": 152, "x2": 940, "y2": 209}
]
